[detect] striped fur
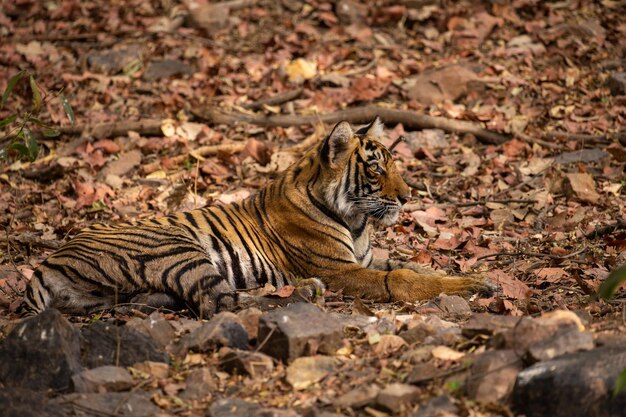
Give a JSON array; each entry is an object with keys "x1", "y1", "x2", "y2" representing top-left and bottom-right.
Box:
[{"x1": 20, "y1": 119, "x2": 486, "y2": 317}]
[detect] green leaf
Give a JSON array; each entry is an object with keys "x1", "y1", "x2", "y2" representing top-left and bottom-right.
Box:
[
  {"x1": 597, "y1": 264, "x2": 626, "y2": 300},
  {"x1": 0, "y1": 114, "x2": 17, "y2": 129},
  {"x1": 1, "y1": 71, "x2": 25, "y2": 109},
  {"x1": 43, "y1": 127, "x2": 61, "y2": 137},
  {"x1": 9, "y1": 142, "x2": 29, "y2": 156},
  {"x1": 614, "y1": 368, "x2": 626, "y2": 397},
  {"x1": 29, "y1": 75, "x2": 41, "y2": 113},
  {"x1": 59, "y1": 94, "x2": 75, "y2": 126},
  {"x1": 23, "y1": 127, "x2": 39, "y2": 161}
]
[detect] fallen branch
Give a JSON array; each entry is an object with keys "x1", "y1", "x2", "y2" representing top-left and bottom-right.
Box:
[
  {"x1": 0, "y1": 234, "x2": 62, "y2": 250},
  {"x1": 142, "y1": 142, "x2": 246, "y2": 174},
  {"x1": 512, "y1": 128, "x2": 560, "y2": 149},
  {"x1": 476, "y1": 246, "x2": 587, "y2": 262},
  {"x1": 59, "y1": 120, "x2": 162, "y2": 140},
  {"x1": 193, "y1": 105, "x2": 510, "y2": 145},
  {"x1": 243, "y1": 88, "x2": 303, "y2": 110}
]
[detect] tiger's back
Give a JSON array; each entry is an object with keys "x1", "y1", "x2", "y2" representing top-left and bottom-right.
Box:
[{"x1": 21, "y1": 119, "x2": 487, "y2": 317}]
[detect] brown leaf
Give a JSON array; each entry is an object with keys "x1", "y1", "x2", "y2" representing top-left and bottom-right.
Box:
[
  {"x1": 563, "y1": 173, "x2": 601, "y2": 203},
  {"x1": 487, "y1": 269, "x2": 533, "y2": 300}
]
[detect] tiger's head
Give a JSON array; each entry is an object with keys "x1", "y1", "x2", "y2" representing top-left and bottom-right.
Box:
[{"x1": 316, "y1": 118, "x2": 411, "y2": 226}]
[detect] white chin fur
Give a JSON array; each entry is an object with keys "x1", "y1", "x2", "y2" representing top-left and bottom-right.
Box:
[{"x1": 381, "y1": 210, "x2": 399, "y2": 226}]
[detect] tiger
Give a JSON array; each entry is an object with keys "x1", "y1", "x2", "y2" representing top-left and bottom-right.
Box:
[{"x1": 20, "y1": 118, "x2": 488, "y2": 317}]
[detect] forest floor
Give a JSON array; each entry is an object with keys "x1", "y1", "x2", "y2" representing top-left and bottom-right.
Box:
[{"x1": 0, "y1": 1, "x2": 625, "y2": 416}]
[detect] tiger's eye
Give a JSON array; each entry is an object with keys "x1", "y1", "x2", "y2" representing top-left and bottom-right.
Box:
[{"x1": 368, "y1": 161, "x2": 385, "y2": 175}]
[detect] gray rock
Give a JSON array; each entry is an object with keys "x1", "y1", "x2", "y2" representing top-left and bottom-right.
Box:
[
  {"x1": 334, "y1": 385, "x2": 380, "y2": 409},
  {"x1": 179, "y1": 367, "x2": 216, "y2": 400},
  {"x1": 143, "y1": 59, "x2": 193, "y2": 81},
  {"x1": 411, "y1": 395, "x2": 459, "y2": 417},
  {"x1": 80, "y1": 321, "x2": 168, "y2": 368},
  {"x1": 0, "y1": 309, "x2": 82, "y2": 392},
  {"x1": 175, "y1": 312, "x2": 248, "y2": 356},
  {"x1": 126, "y1": 311, "x2": 177, "y2": 349},
  {"x1": 219, "y1": 348, "x2": 275, "y2": 378},
  {"x1": 608, "y1": 72, "x2": 626, "y2": 96},
  {"x1": 406, "y1": 362, "x2": 451, "y2": 385},
  {"x1": 258, "y1": 303, "x2": 343, "y2": 362},
  {"x1": 466, "y1": 350, "x2": 522, "y2": 403},
  {"x1": 87, "y1": 45, "x2": 143, "y2": 75},
  {"x1": 52, "y1": 392, "x2": 161, "y2": 417},
  {"x1": 461, "y1": 313, "x2": 520, "y2": 338},
  {"x1": 434, "y1": 294, "x2": 472, "y2": 320},
  {"x1": 399, "y1": 321, "x2": 435, "y2": 345},
  {"x1": 513, "y1": 346, "x2": 626, "y2": 417},
  {"x1": 527, "y1": 327, "x2": 594, "y2": 363},
  {"x1": 376, "y1": 383, "x2": 420, "y2": 413},
  {"x1": 491, "y1": 316, "x2": 571, "y2": 352},
  {"x1": 286, "y1": 355, "x2": 336, "y2": 390},
  {"x1": 208, "y1": 398, "x2": 300, "y2": 417},
  {"x1": 237, "y1": 307, "x2": 263, "y2": 341},
  {"x1": 0, "y1": 388, "x2": 64, "y2": 417},
  {"x1": 72, "y1": 366, "x2": 135, "y2": 393}
]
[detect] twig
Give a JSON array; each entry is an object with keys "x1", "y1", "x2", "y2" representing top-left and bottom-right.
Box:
[
  {"x1": 542, "y1": 130, "x2": 612, "y2": 144},
  {"x1": 388, "y1": 135, "x2": 406, "y2": 152},
  {"x1": 142, "y1": 142, "x2": 247, "y2": 174},
  {"x1": 193, "y1": 105, "x2": 510, "y2": 145},
  {"x1": 476, "y1": 246, "x2": 587, "y2": 262},
  {"x1": 512, "y1": 127, "x2": 560, "y2": 149},
  {"x1": 452, "y1": 198, "x2": 536, "y2": 207},
  {"x1": 243, "y1": 88, "x2": 303, "y2": 110},
  {"x1": 58, "y1": 119, "x2": 162, "y2": 139},
  {"x1": 0, "y1": 234, "x2": 62, "y2": 250},
  {"x1": 585, "y1": 219, "x2": 626, "y2": 239}
]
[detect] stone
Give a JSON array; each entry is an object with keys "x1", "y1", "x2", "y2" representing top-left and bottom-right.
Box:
[
  {"x1": 126, "y1": 311, "x2": 177, "y2": 349},
  {"x1": 466, "y1": 350, "x2": 522, "y2": 403},
  {"x1": 376, "y1": 383, "x2": 420, "y2": 413},
  {"x1": 143, "y1": 59, "x2": 193, "y2": 81},
  {"x1": 258, "y1": 303, "x2": 343, "y2": 362},
  {"x1": 286, "y1": 355, "x2": 336, "y2": 390},
  {"x1": 179, "y1": 367, "x2": 217, "y2": 400},
  {"x1": 219, "y1": 348, "x2": 274, "y2": 378},
  {"x1": 133, "y1": 361, "x2": 169, "y2": 378},
  {"x1": 492, "y1": 316, "x2": 577, "y2": 353},
  {"x1": 87, "y1": 45, "x2": 143, "y2": 75},
  {"x1": 208, "y1": 398, "x2": 300, "y2": 417},
  {"x1": 187, "y1": 3, "x2": 231, "y2": 35},
  {"x1": 72, "y1": 366, "x2": 135, "y2": 393},
  {"x1": 399, "y1": 322, "x2": 436, "y2": 345},
  {"x1": 608, "y1": 72, "x2": 626, "y2": 96},
  {"x1": 0, "y1": 309, "x2": 82, "y2": 392},
  {"x1": 406, "y1": 362, "x2": 449, "y2": 385},
  {"x1": 52, "y1": 392, "x2": 161, "y2": 417},
  {"x1": 513, "y1": 346, "x2": 626, "y2": 417},
  {"x1": 527, "y1": 327, "x2": 594, "y2": 363},
  {"x1": 434, "y1": 294, "x2": 472, "y2": 320},
  {"x1": 0, "y1": 388, "x2": 63, "y2": 417},
  {"x1": 80, "y1": 321, "x2": 168, "y2": 368},
  {"x1": 411, "y1": 395, "x2": 459, "y2": 417},
  {"x1": 237, "y1": 307, "x2": 263, "y2": 341},
  {"x1": 334, "y1": 385, "x2": 380, "y2": 409},
  {"x1": 175, "y1": 312, "x2": 248, "y2": 356},
  {"x1": 461, "y1": 313, "x2": 520, "y2": 338}
]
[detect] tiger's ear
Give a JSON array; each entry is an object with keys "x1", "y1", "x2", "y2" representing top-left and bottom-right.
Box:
[
  {"x1": 365, "y1": 117, "x2": 384, "y2": 138},
  {"x1": 321, "y1": 121, "x2": 353, "y2": 166}
]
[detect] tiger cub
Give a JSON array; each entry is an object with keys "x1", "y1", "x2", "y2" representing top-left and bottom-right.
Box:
[{"x1": 20, "y1": 118, "x2": 487, "y2": 317}]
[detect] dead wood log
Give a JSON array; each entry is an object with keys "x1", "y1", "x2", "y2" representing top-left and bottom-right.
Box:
[
  {"x1": 243, "y1": 88, "x2": 303, "y2": 110},
  {"x1": 58, "y1": 120, "x2": 162, "y2": 140},
  {"x1": 193, "y1": 106, "x2": 510, "y2": 145},
  {"x1": 142, "y1": 142, "x2": 247, "y2": 174}
]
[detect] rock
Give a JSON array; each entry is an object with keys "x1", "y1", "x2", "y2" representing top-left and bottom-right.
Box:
[
  {"x1": 126, "y1": 311, "x2": 177, "y2": 349},
  {"x1": 466, "y1": 350, "x2": 522, "y2": 403},
  {"x1": 334, "y1": 385, "x2": 380, "y2": 409},
  {"x1": 133, "y1": 361, "x2": 169, "y2": 378},
  {"x1": 143, "y1": 59, "x2": 193, "y2": 81},
  {"x1": 175, "y1": 312, "x2": 248, "y2": 356},
  {"x1": 72, "y1": 366, "x2": 135, "y2": 393},
  {"x1": 0, "y1": 388, "x2": 63, "y2": 417},
  {"x1": 411, "y1": 395, "x2": 459, "y2": 417},
  {"x1": 80, "y1": 321, "x2": 168, "y2": 368},
  {"x1": 208, "y1": 398, "x2": 300, "y2": 417},
  {"x1": 461, "y1": 313, "x2": 520, "y2": 338},
  {"x1": 87, "y1": 45, "x2": 143, "y2": 75},
  {"x1": 492, "y1": 316, "x2": 577, "y2": 353},
  {"x1": 527, "y1": 327, "x2": 594, "y2": 363},
  {"x1": 187, "y1": 3, "x2": 231, "y2": 35},
  {"x1": 219, "y1": 348, "x2": 274, "y2": 378},
  {"x1": 0, "y1": 309, "x2": 82, "y2": 392},
  {"x1": 376, "y1": 383, "x2": 420, "y2": 413},
  {"x1": 286, "y1": 355, "x2": 336, "y2": 390},
  {"x1": 435, "y1": 294, "x2": 472, "y2": 320},
  {"x1": 406, "y1": 64, "x2": 482, "y2": 105},
  {"x1": 258, "y1": 303, "x2": 343, "y2": 362},
  {"x1": 237, "y1": 307, "x2": 263, "y2": 341},
  {"x1": 406, "y1": 362, "x2": 449, "y2": 385},
  {"x1": 513, "y1": 346, "x2": 626, "y2": 417},
  {"x1": 179, "y1": 367, "x2": 217, "y2": 400},
  {"x1": 608, "y1": 72, "x2": 626, "y2": 96},
  {"x1": 52, "y1": 392, "x2": 161, "y2": 417},
  {"x1": 399, "y1": 322, "x2": 436, "y2": 345}
]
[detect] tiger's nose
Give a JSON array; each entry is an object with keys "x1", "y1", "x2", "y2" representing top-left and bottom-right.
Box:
[{"x1": 397, "y1": 194, "x2": 409, "y2": 205}]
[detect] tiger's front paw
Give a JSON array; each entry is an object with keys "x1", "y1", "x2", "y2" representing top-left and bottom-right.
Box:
[{"x1": 387, "y1": 270, "x2": 490, "y2": 302}]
